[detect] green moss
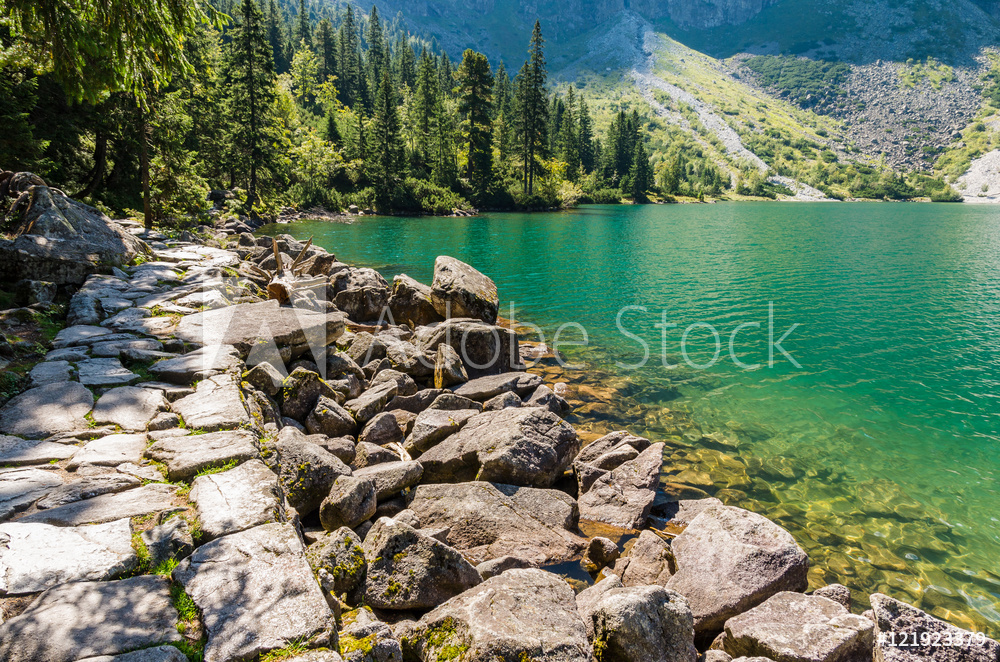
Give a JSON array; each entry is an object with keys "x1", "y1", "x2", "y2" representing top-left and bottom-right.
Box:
[
  {"x1": 259, "y1": 638, "x2": 319, "y2": 662},
  {"x1": 171, "y1": 582, "x2": 200, "y2": 622},
  {"x1": 424, "y1": 617, "x2": 469, "y2": 661},
  {"x1": 340, "y1": 633, "x2": 376, "y2": 656},
  {"x1": 131, "y1": 533, "x2": 151, "y2": 575},
  {"x1": 193, "y1": 459, "x2": 238, "y2": 478}
]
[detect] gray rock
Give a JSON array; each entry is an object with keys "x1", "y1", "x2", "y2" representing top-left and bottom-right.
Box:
[
  {"x1": 18, "y1": 483, "x2": 179, "y2": 526},
  {"x1": 579, "y1": 443, "x2": 664, "y2": 529},
  {"x1": 339, "y1": 608, "x2": 402, "y2": 662},
  {"x1": 0, "y1": 575, "x2": 180, "y2": 661},
  {"x1": 392, "y1": 508, "x2": 420, "y2": 528},
  {"x1": 345, "y1": 382, "x2": 398, "y2": 424},
  {"x1": 190, "y1": 459, "x2": 285, "y2": 540},
  {"x1": 666, "y1": 505, "x2": 810, "y2": 636},
  {"x1": 173, "y1": 522, "x2": 336, "y2": 662},
  {"x1": 475, "y1": 555, "x2": 535, "y2": 580},
  {"x1": 52, "y1": 324, "x2": 112, "y2": 348},
  {"x1": 413, "y1": 318, "x2": 520, "y2": 378},
  {"x1": 174, "y1": 299, "x2": 346, "y2": 358},
  {"x1": 147, "y1": 411, "x2": 180, "y2": 431},
  {"x1": 434, "y1": 342, "x2": 468, "y2": 388},
  {"x1": 352, "y1": 441, "x2": 400, "y2": 469},
  {"x1": 0, "y1": 435, "x2": 77, "y2": 465},
  {"x1": 0, "y1": 518, "x2": 136, "y2": 594},
  {"x1": 44, "y1": 347, "x2": 89, "y2": 362},
  {"x1": 451, "y1": 372, "x2": 542, "y2": 401},
  {"x1": 145, "y1": 429, "x2": 259, "y2": 481},
  {"x1": 576, "y1": 430, "x2": 651, "y2": 466},
  {"x1": 306, "y1": 395, "x2": 359, "y2": 437},
  {"x1": 0, "y1": 468, "x2": 63, "y2": 520},
  {"x1": 430, "y1": 255, "x2": 499, "y2": 324},
  {"x1": 358, "y1": 411, "x2": 404, "y2": 446},
  {"x1": 400, "y1": 568, "x2": 588, "y2": 662},
  {"x1": 388, "y1": 273, "x2": 443, "y2": 328},
  {"x1": 320, "y1": 475, "x2": 377, "y2": 531},
  {"x1": 262, "y1": 433, "x2": 351, "y2": 515},
  {"x1": 13, "y1": 278, "x2": 56, "y2": 305},
  {"x1": 149, "y1": 344, "x2": 242, "y2": 384},
  {"x1": 36, "y1": 474, "x2": 140, "y2": 510},
  {"x1": 0, "y1": 382, "x2": 93, "y2": 438},
  {"x1": 171, "y1": 374, "x2": 250, "y2": 432},
  {"x1": 244, "y1": 361, "x2": 285, "y2": 396},
  {"x1": 724, "y1": 592, "x2": 874, "y2": 662},
  {"x1": 585, "y1": 536, "x2": 620, "y2": 570},
  {"x1": 403, "y1": 407, "x2": 478, "y2": 455},
  {"x1": 141, "y1": 516, "x2": 193, "y2": 568},
  {"x1": 483, "y1": 391, "x2": 522, "y2": 410},
  {"x1": 700, "y1": 653, "x2": 733, "y2": 662},
  {"x1": 346, "y1": 331, "x2": 387, "y2": 365},
  {"x1": 278, "y1": 426, "x2": 356, "y2": 464},
  {"x1": 92, "y1": 387, "x2": 169, "y2": 431},
  {"x1": 370, "y1": 368, "x2": 418, "y2": 396},
  {"x1": 363, "y1": 517, "x2": 481, "y2": 610},
  {"x1": 617, "y1": 529, "x2": 674, "y2": 586},
  {"x1": 68, "y1": 433, "x2": 147, "y2": 469},
  {"x1": 870, "y1": 592, "x2": 1000, "y2": 662},
  {"x1": 77, "y1": 646, "x2": 189, "y2": 662},
  {"x1": 650, "y1": 496, "x2": 724, "y2": 532},
  {"x1": 29, "y1": 360, "x2": 72, "y2": 387},
  {"x1": 525, "y1": 384, "x2": 569, "y2": 415},
  {"x1": 407, "y1": 482, "x2": 586, "y2": 565},
  {"x1": 327, "y1": 351, "x2": 365, "y2": 382},
  {"x1": 812, "y1": 584, "x2": 852, "y2": 610},
  {"x1": 307, "y1": 527, "x2": 367, "y2": 603},
  {"x1": 353, "y1": 461, "x2": 423, "y2": 501},
  {"x1": 282, "y1": 367, "x2": 342, "y2": 422},
  {"x1": 428, "y1": 392, "x2": 482, "y2": 412},
  {"x1": 67, "y1": 293, "x2": 103, "y2": 326},
  {"x1": 77, "y1": 358, "x2": 139, "y2": 387},
  {"x1": 577, "y1": 574, "x2": 625, "y2": 640},
  {"x1": 592, "y1": 585, "x2": 698, "y2": 662},
  {"x1": 331, "y1": 267, "x2": 390, "y2": 322},
  {"x1": 418, "y1": 407, "x2": 579, "y2": 488},
  {"x1": 385, "y1": 388, "x2": 446, "y2": 414},
  {"x1": 91, "y1": 338, "x2": 163, "y2": 358}
]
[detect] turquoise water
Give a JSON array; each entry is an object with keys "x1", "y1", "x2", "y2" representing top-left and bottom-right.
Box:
[{"x1": 262, "y1": 202, "x2": 1000, "y2": 632}]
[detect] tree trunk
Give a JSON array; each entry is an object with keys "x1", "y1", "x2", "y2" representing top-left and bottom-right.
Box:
[
  {"x1": 141, "y1": 108, "x2": 152, "y2": 231},
  {"x1": 73, "y1": 132, "x2": 107, "y2": 200}
]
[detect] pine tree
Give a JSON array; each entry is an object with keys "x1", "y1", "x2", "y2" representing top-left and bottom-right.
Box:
[
  {"x1": 294, "y1": 0, "x2": 311, "y2": 50},
  {"x1": 370, "y1": 70, "x2": 405, "y2": 209},
  {"x1": 337, "y1": 6, "x2": 366, "y2": 108},
  {"x1": 316, "y1": 19, "x2": 336, "y2": 82},
  {"x1": 413, "y1": 49, "x2": 438, "y2": 170},
  {"x1": 366, "y1": 7, "x2": 390, "y2": 98},
  {"x1": 559, "y1": 86, "x2": 580, "y2": 182},
  {"x1": 266, "y1": 0, "x2": 289, "y2": 74},
  {"x1": 394, "y1": 36, "x2": 417, "y2": 90},
  {"x1": 514, "y1": 20, "x2": 548, "y2": 195},
  {"x1": 577, "y1": 95, "x2": 595, "y2": 173},
  {"x1": 224, "y1": 0, "x2": 278, "y2": 210},
  {"x1": 457, "y1": 49, "x2": 494, "y2": 199},
  {"x1": 624, "y1": 139, "x2": 652, "y2": 201},
  {"x1": 492, "y1": 61, "x2": 513, "y2": 119},
  {"x1": 438, "y1": 54, "x2": 454, "y2": 97}
]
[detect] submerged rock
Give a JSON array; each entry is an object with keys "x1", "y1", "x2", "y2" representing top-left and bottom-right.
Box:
[{"x1": 870, "y1": 593, "x2": 1000, "y2": 662}]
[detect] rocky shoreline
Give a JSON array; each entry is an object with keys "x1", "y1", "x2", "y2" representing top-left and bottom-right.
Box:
[{"x1": 0, "y1": 180, "x2": 998, "y2": 661}]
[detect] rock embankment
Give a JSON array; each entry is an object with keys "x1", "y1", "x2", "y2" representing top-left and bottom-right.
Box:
[{"x1": 0, "y1": 192, "x2": 996, "y2": 661}]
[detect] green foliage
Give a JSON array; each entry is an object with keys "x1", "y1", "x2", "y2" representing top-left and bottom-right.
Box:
[
  {"x1": 193, "y1": 459, "x2": 239, "y2": 478},
  {"x1": 899, "y1": 57, "x2": 955, "y2": 90},
  {"x1": 457, "y1": 49, "x2": 495, "y2": 199},
  {"x1": 744, "y1": 55, "x2": 849, "y2": 111}
]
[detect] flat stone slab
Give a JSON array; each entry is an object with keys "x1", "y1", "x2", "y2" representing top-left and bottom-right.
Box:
[
  {"x1": 0, "y1": 435, "x2": 78, "y2": 466},
  {"x1": 174, "y1": 299, "x2": 346, "y2": 357},
  {"x1": 68, "y1": 433, "x2": 147, "y2": 469},
  {"x1": 870, "y1": 593, "x2": 1000, "y2": 662},
  {"x1": 45, "y1": 347, "x2": 90, "y2": 362},
  {"x1": 77, "y1": 646, "x2": 189, "y2": 662},
  {"x1": 52, "y1": 325, "x2": 113, "y2": 348},
  {"x1": 452, "y1": 372, "x2": 542, "y2": 400},
  {"x1": 404, "y1": 407, "x2": 478, "y2": 454},
  {"x1": 30, "y1": 360, "x2": 73, "y2": 387},
  {"x1": 0, "y1": 382, "x2": 94, "y2": 438},
  {"x1": 0, "y1": 518, "x2": 137, "y2": 594},
  {"x1": 149, "y1": 344, "x2": 242, "y2": 384},
  {"x1": 146, "y1": 429, "x2": 259, "y2": 481},
  {"x1": 0, "y1": 468, "x2": 64, "y2": 521},
  {"x1": 91, "y1": 338, "x2": 163, "y2": 358},
  {"x1": 190, "y1": 459, "x2": 284, "y2": 540},
  {"x1": 19, "y1": 483, "x2": 179, "y2": 526},
  {"x1": 92, "y1": 386, "x2": 169, "y2": 431},
  {"x1": 171, "y1": 374, "x2": 250, "y2": 431},
  {"x1": 37, "y1": 473, "x2": 141, "y2": 510},
  {"x1": 173, "y1": 522, "x2": 336, "y2": 662},
  {"x1": 0, "y1": 575, "x2": 181, "y2": 661},
  {"x1": 78, "y1": 358, "x2": 139, "y2": 387}
]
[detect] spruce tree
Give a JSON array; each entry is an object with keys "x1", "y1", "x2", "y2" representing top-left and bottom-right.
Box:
[
  {"x1": 457, "y1": 49, "x2": 494, "y2": 200},
  {"x1": 559, "y1": 86, "x2": 580, "y2": 181},
  {"x1": 224, "y1": 0, "x2": 278, "y2": 210},
  {"x1": 624, "y1": 139, "x2": 652, "y2": 201},
  {"x1": 267, "y1": 0, "x2": 289, "y2": 74},
  {"x1": 316, "y1": 19, "x2": 336, "y2": 81},
  {"x1": 294, "y1": 0, "x2": 311, "y2": 50},
  {"x1": 438, "y1": 54, "x2": 454, "y2": 97},
  {"x1": 366, "y1": 7, "x2": 390, "y2": 97},
  {"x1": 395, "y1": 36, "x2": 417, "y2": 90},
  {"x1": 577, "y1": 95, "x2": 595, "y2": 173},
  {"x1": 337, "y1": 6, "x2": 366, "y2": 108},
  {"x1": 514, "y1": 20, "x2": 548, "y2": 195},
  {"x1": 413, "y1": 49, "x2": 438, "y2": 169},
  {"x1": 370, "y1": 70, "x2": 405, "y2": 209}
]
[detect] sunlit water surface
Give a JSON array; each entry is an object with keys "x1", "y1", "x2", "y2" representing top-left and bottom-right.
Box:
[{"x1": 262, "y1": 202, "x2": 1000, "y2": 632}]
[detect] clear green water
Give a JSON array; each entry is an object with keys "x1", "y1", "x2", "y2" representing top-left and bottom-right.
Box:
[{"x1": 261, "y1": 202, "x2": 1000, "y2": 632}]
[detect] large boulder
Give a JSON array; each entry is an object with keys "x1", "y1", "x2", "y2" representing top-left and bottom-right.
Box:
[
  {"x1": 591, "y1": 586, "x2": 698, "y2": 662},
  {"x1": 330, "y1": 267, "x2": 390, "y2": 322},
  {"x1": 413, "y1": 318, "x2": 520, "y2": 378},
  {"x1": 281, "y1": 367, "x2": 342, "y2": 422},
  {"x1": 0, "y1": 186, "x2": 150, "y2": 284},
  {"x1": 261, "y1": 432, "x2": 352, "y2": 515},
  {"x1": 869, "y1": 593, "x2": 1000, "y2": 662},
  {"x1": 406, "y1": 482, "x2": 586, "y2": 565},
  {"x1": 353, "y1": 461, "x2": 423, "y2": 501},
  {"x1": 170, "y1": 374, "x2": 251, "y2": 432},
  {"x1": 319, "y1": 475, "x2": 376, "y2": 531},
  {"x1": 404, "y1": 407, "x2": 479, "y2": 455},
  {"x1": 363, "y1": 517, "x2": 481, "y2": 610},
  {"x1": 306, "y1": 395, "x2": 358, "y2": 438},
  {"x1": 452, "y1": 371, "x2": 542, "y2": 401},
  {"x1": 339, "y1": 608, "x2": 403, "y2": 662},
  {"x1": 388, "y1": 274, "x2": 444, "y2": 328},
  {"x1": 398, "y1": 568, "x2": 590, "y2": 662},
  {"x1": 429, "y1": 256, "x2": 499, "y2": 324},
  {"x1": 578, "y1": 443, "x2": 664, "y2": 529},
  {"x1": 666, "y1": 505, "x2": 810, "y2": 637},
  {"x1": 306, "y1": 527, "x2": 367, "y2": 604},
  {"x1": 173, "y1": 523, "x2": 336, "y2": 662},
  {"x1": 418, "y1": 407, "x2": 579, "y2": 488},
  {"x1": 724, "y1": 592, "x2": 874, "y2": 662}
]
